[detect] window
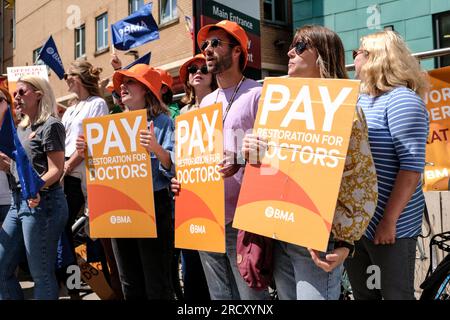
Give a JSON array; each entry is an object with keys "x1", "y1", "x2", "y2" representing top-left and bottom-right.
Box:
[
  {"x1": 129, "y1": 0, "x2": 144, "y2": 14},
  {"x1": 96, "y1": 13, "x2": 108, "y2": 52},
  {"x1": 74, "y1": 24, "x2": 86, "y2": 59},
  {"x1": 435, "y1": 11, "x2": 450, "y2": 67},
  {"x1": 160, "y1": 0, "x2": 177, "y2": 25},
  {"x1": 264, "y1": 0, "x2": 287, "y2": 25}
]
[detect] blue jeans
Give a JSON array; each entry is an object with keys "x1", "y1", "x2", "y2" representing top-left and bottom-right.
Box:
[
  {"x1": 199, "y1": 223, "x2": 270, "y2": 300},
  {"x1": 0, "y1": 187, "x2": 68, "y2": 300},
  {"x1": 273, "y1": 239, "x2": 343, "y2": 300}
]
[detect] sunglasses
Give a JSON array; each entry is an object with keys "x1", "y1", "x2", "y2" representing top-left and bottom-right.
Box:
[
  {"x1": 13, "y1": 88, "x2": 29, "y2": 98},
  {"x1": 187, "y1": 65, "x2": 208, "y2": 75},
  {"x1": 352, "y1": 49, "x2": 368, "y2": 60},
  {"x1": 200, "y1": 38, "x2": 235, "y2": 52},
  {"x1": 0, "y1": 96, "x2": 7, "y2": 103},
  {"x1": 289, "y1": 41, "x2": 309, "y2": 56},
  {"x1": 63, "y1": 72, "x2": 78, "y2": 80}
]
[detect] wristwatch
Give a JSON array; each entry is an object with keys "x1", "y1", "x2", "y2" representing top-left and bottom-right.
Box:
[{"x1": 334, "y1": 240, "x2": 355, "y2": 257}]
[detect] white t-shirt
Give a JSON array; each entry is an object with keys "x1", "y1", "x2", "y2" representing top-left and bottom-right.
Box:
[
  {"x1": 0, "y1": 171, "x2": 11, "y2": 206},
  {"x1": 61, "y1": 96, "x2": 109, "y2": 158}
]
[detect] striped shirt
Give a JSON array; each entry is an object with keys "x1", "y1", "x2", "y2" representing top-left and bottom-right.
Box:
[{"x1": 358, "y1": 87, "x2": 429, "y2": 239}]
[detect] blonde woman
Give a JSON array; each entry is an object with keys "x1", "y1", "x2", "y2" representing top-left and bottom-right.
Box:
[
  {"x1": 0, "y1": 76, "x2": 68, "y2": 300},
  {"x1": 345, "y1": 31, "x2": 429, "y2": 300}
]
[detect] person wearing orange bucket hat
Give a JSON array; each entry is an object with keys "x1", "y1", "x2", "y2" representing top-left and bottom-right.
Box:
[
  {"x1": 155, "y1": 68, "x2": 180, "y2": 119},
  {"x1": 77, "y1": 64, "x2": 175, "y2": 299},
  {"x1": 172, "y1": 20, "x2": 269, "y2": 300}
]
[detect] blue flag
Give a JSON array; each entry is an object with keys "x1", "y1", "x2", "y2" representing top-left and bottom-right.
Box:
[
  {"x1": 37, "y1": 35, "x2": 65, "y2": 80},
  {"x1": 111, "y1": 3, "x2": 159, "y2": 51},
  {"x1": 0, "y1": 107, "x2": 45, "y2": 199},
  {"x1": 124, "y1": 52, "x2": 152, "y2": 69}
]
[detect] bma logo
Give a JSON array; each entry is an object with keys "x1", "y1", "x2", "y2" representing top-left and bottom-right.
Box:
[
  {"x1": 264, "y1": 206, "x2": 295, "y2": 222},
  {"x1": 46, "y1": 47, "x2": 55, "y2": 55},
  {"x1": 118, "y1": 21, "x2": 149, "y2": 40}
]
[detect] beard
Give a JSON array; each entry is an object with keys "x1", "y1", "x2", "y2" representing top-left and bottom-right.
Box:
[{"x1": 207, "y1": 49, "x2": 233, "y2": 74}]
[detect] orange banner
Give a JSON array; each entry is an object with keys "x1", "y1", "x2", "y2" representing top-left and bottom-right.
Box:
[
  {"x1": 175, "y1": 103, "x2": 225, "y2": 253},
  {"x1": 233, "y1": 77, "x2": 360, "y2": 252},
  {"x1": 83, "y1": 109, "x2": 156, "y2": 238},
  {"x1": 424, "y1": 66, "x2": 450, "y2": 191}
]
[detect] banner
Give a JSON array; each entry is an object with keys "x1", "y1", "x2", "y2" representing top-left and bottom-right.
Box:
[
  {"x1": 233, "y1": 77, "x2": 360, "y2": 252},
  {"x1": 111, "y1": 3, "x2": 159, "y2": 51},
  {"x1": 37, "y1": 35, "x2": 65, "y2": 80},
  {"x1": 175, "y1": 103, "x2": 225, "y2": 253},
  {"x1": 124, "y1": 51, "x2": 151, "y2": 69},
  {"x1": 6, "y1": 65, "x2": 48, "y2": 97},
  {"x1": 83, "y1": 110, "x2": 156, "y2": 238},
  {"x1": 424, "y1": 66, "x2": 450, "y2": 191},
  {"x1": 0, "y1": 107, "x2": 45, "y2": 199}
]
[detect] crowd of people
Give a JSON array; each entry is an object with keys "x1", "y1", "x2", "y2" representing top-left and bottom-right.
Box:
[{"x1": 0, "y1": 19, "x2": 429, "y2": 300}]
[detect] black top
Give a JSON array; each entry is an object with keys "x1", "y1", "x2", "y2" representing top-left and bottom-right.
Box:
[{"x1": 11, "y1": 116, "x2": 65, "y2": 188}]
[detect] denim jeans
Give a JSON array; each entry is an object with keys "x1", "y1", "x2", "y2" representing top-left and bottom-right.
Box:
[
  {"x1": 344, "y1": 236, "x2": 417, "y2": 300},
  {"x1": 273, "y1": 239, "x2": 343, "y2": 300},
  {"x1": 0, "y1": 187, "x2": 68, "y2": 300},
  {"x1": 111, "y1": 189, "x2": 174, "y2": 300},
  {"x1": 199, "y1": 223, "x2": 270, "y2": 300}
]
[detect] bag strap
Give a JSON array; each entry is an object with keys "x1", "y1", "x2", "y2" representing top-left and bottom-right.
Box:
[{"x1": 419, "y1": 202, "x2": 432, "y2": 239}]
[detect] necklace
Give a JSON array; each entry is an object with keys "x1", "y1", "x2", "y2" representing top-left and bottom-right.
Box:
[{"x1": 215, "y1": 76, "x2": 246, "y2": 123}]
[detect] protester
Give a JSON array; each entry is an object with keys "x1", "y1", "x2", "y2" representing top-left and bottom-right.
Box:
[
  {"x1": 77, "y1": 64, "x2": 175, "y2": 299},
  {"x1": 0, "y1": 75, "x2": 68, "y2": 300},
  {"x1": 57, "y1": 60, "x2": 109, "y2": 294},
  {"x1": 242, "y1": 25, "x2": 378, "y2": 300},
  {"x1": 345, "y1": 31, "x2": 429, "y2": 300},
  {"x1": 155, "y1": 68, "x2": 179, "y2": 119},
  {"x1": 172, "y1": 20, "x2": 270, "y2": 300},
  {"x1": 170, "y1": 53, "x2": 217, "y2": 301}
]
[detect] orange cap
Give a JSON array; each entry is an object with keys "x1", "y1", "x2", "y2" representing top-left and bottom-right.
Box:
[
  {"x1": 197, "y1": 20, "x2": 248, "y2": 69},
  {"x1": 113, "y1": 64, "x2": 162, "y2": 102},
  {"x1": 155, "y1": 68, "x2": 173, "y2": 90},
  {"x1": 179, "y1": 53, "x2": 206, "y2": 84},
  {"x1": 105, "y1": 79, "x2": 115, "y2": 93}
]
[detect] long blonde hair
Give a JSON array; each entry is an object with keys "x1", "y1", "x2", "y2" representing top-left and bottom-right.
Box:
[
  {"x1": 359, "y1": 31, "x2": 429, "y2": 98},
  {"x1": 17, "y1": 75, "x2": 58, "y2": 128}
]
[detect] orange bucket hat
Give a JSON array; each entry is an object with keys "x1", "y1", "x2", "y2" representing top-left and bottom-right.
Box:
[
  {"x1": 178, "y1": 53, "x2": 206, "y2": 84},
  {"x1": 113, "y1": 64, "x2": 162, "y2": 101},
  {"x1": 197, "y1": 20, "x2": 249, "y2": 69},
  {"x1": 155, "y1": 68, "x2": 174, "y2": 90}
]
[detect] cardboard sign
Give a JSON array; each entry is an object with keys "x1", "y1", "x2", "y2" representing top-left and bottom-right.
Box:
[
  {"x1": 233, "y1": 77, "x2": 360, "y2": 252},
  {"x1": 6, "y1": 65, "x2": 48, "y2": 96},
  {"x1": 75, "y1": 244, "x2": 115, "y2": 300},
  {"x1": 83, "y1": 109, "x2": 156, "y2": 238},
  {"x1": 424, "y1": 66, "x2": 450, "y2": 191},
  {"x1": 175, "y1": 103, "x2": 225, "y2": 253}
]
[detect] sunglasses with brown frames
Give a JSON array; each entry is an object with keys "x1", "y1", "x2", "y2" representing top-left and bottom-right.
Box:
[{"x1": 352, "y1": 49, "x2": 368, "y2": 60}]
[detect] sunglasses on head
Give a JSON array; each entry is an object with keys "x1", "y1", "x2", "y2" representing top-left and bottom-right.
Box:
[
  {"x1": 13, "y1": 88, "x2": 29, "y2": 98},
  {"x1": 200, "y1": 38, "x2": 235, "y2": 52},
  {"x1": 289, "y1": 41, "x2": 309, "y2": 56},
  {"x1": 63, "y1": 72, "x2": 78, "y2": 80},
  {"x1": 352, "y1": 49, "x2": 368, "y2": 60},
  {"x1": 187, "y1": 65, "x2": 208, "y2": 75}
]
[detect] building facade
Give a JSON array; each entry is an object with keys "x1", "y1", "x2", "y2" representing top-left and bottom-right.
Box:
[
  {"x1": 8, "y1": 0, "x2": 292, "y2": 103},
  {"x1": 292, "y1": 0, "x2": 450, "y2": 70},
  {"x1": 0, "y1": 0, "x2": 14, "y2": 84}
]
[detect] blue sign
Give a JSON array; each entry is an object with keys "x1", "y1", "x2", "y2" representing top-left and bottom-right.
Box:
[{"x1": 37, "y1": 35, "x2": 65, "y2": 80}]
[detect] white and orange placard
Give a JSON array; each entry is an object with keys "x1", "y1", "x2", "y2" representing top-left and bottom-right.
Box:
[
  {"x1": 424, "y1": 66, "x2": 450, "y2": 191},
  {"x1": 175, "y1": 103, "x2": 225, "y2": 253},
  {"x1": 233, "y1": 77, "x2": 360, "y2": 252},
  {"x1": 7, "y1": 65, "x2": 48, "y2": 96},
  {"x1": 83, "y1": 109, "x2": 156, "y2": 238}
]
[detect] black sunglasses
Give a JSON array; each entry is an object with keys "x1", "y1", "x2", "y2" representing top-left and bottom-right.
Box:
[
  {"x1": 352, "y1": 49, "x2": 368, "y2": 60},
  {"x1": 63, "y1": 72, "x2": 78, "y2": 80},
  {"x1": 289, "y1": 41, "x2": 309, "y2": 56},
  {"x1": 0, "y1": 96, "x2": 7, "y2": 103},
  {"x1": 13, "y1": 88, "x2": 29, "y2": 98},
  {"x1": 187, "y1": 65, "x2": 208, "y2": 75},
  {"x1": 200, "y1": 38, "x2": 235, "y2": 52}
]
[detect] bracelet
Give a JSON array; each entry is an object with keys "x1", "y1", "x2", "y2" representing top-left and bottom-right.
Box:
[{"x1": 334, "y1": 240, "x2": 355, "y2": 257}]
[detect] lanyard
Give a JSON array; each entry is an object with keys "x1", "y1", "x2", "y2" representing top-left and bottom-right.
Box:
[{"x1": 216, "y1": 76, "x2": 246, "y2": 124}]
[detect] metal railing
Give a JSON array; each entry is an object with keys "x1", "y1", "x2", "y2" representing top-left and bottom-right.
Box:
[{"x1": 172, "y1": 47, "x2": 450, "y2": 101}]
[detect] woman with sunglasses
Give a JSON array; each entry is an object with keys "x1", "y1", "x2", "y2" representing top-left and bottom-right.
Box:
[
  {"x1": 345, "y1": 31, "x2": 429, "y2": 300},
  {"x1": 76, "y1": 64, "x2": 175, "y2": 299},
  {"x1": 0, "y1": 75, "x2": 68, "y2": 300},
  {"x1": 58, "y1": 60, "x2": 109, "y2": 292},
  {"x1": 169, "y1": 54, "x2": 217, "y2": 301},
  {"x1": 242, "y1": 25, "x2": 378, "y2": 300}
]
